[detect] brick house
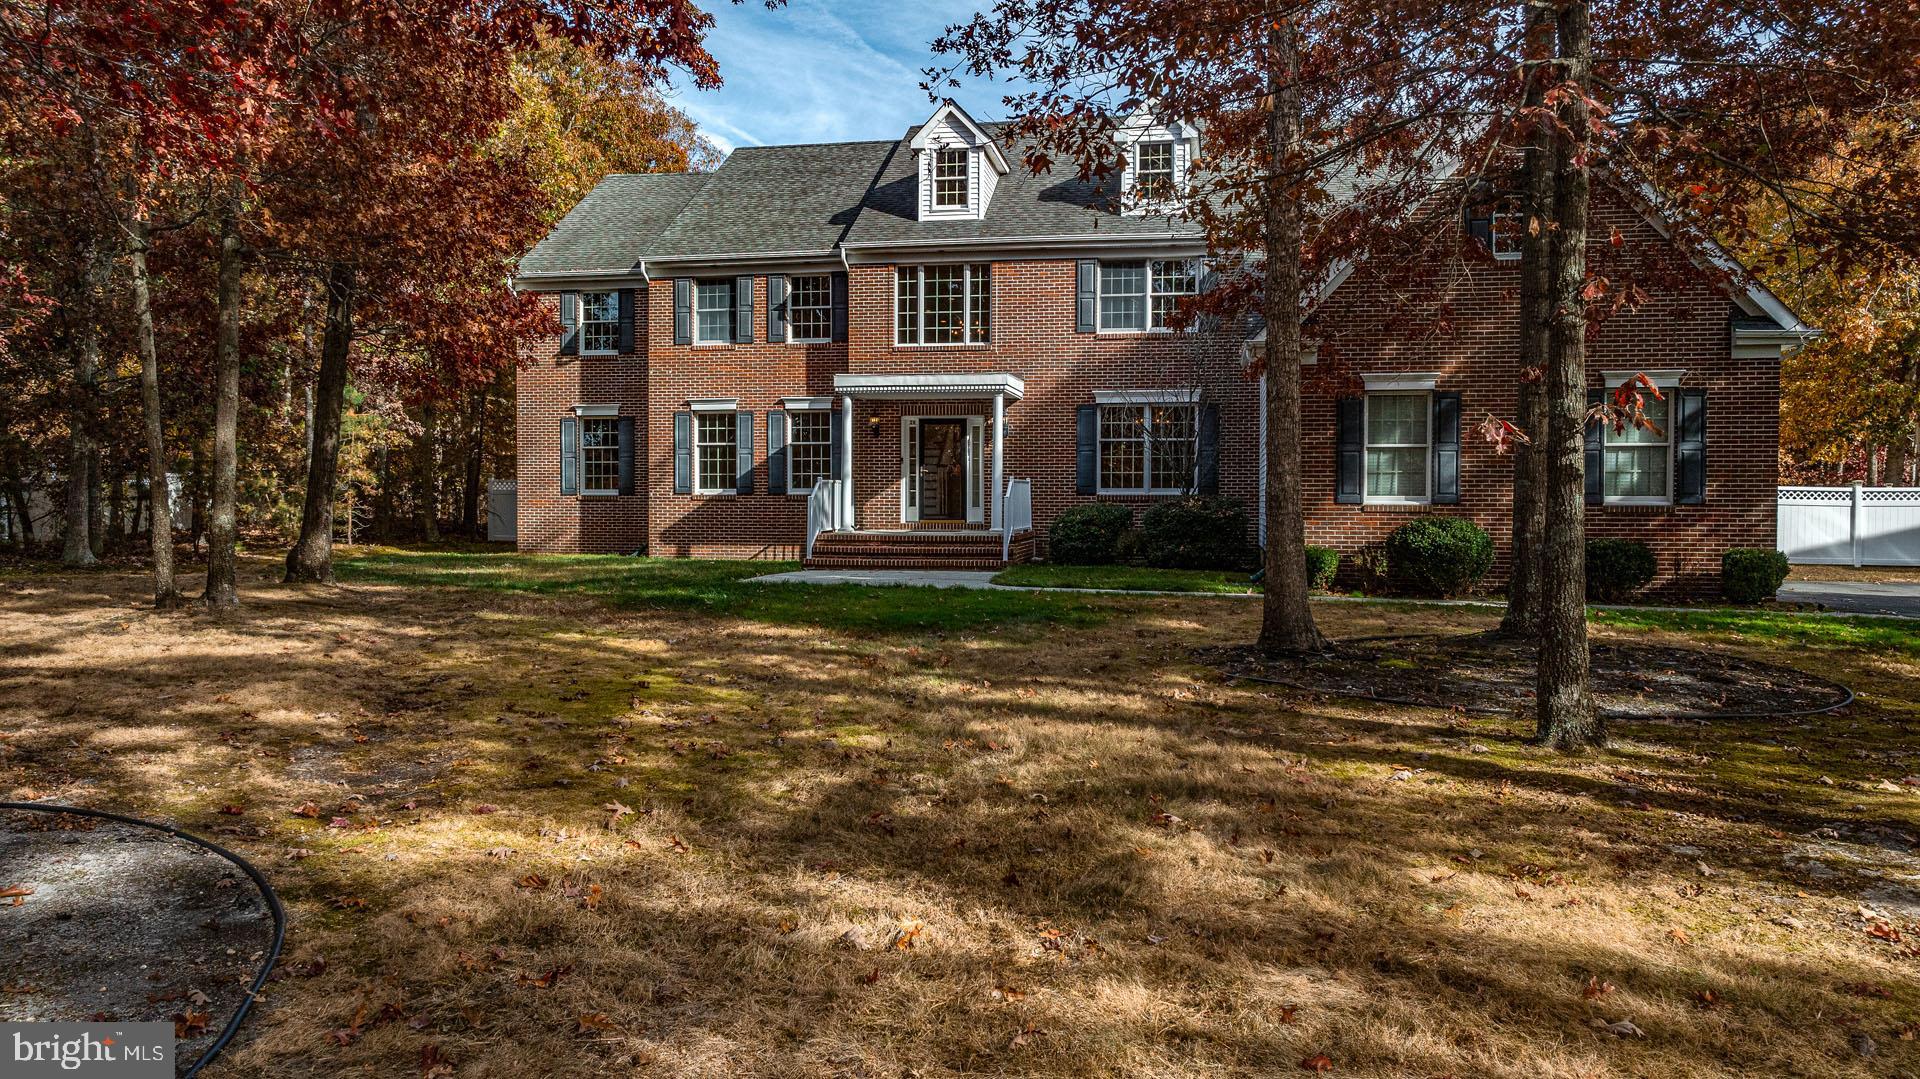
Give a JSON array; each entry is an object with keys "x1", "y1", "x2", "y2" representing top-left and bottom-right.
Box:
[{"x1": 511, "y1": 100, "x2": 1812, "y2": 594}]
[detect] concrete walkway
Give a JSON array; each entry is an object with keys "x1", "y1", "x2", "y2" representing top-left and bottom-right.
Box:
[
  {"x1": 1778, "y1": 580, "x2": 1920, "y2": 618},
  {"x1": 749, "y1": 568, "x2": 1920, "y2": 619}
]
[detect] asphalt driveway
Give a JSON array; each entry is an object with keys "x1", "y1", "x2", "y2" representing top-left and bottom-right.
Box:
[{"x1": 1777, "y1": 580, "x2": 1920, "y2": 618}]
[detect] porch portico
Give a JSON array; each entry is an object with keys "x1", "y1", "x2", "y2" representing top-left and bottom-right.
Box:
[{"x1": 806, "y1": 372, "x2": 1034, "y2": 568}]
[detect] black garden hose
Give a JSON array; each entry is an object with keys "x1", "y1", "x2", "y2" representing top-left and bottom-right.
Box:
[{"x1": 0, "y1": 801, "x2": 286, "y2": 1078}]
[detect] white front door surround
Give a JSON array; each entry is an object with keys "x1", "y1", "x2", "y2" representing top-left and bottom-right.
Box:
[
  {"x1": 901, "y1": 415, "x2": 986, "y2": 524},
  {"x1": 831, "y1": 372, "x2": 1020, "y2": 533}
]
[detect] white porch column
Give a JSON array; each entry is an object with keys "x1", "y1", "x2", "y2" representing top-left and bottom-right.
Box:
[
  {"x1": 991, "y1": 392, "x2": 1005, "y2": 532},
  {"x1": 839, "y1": 394, "x2": 856, "y2": 528}
]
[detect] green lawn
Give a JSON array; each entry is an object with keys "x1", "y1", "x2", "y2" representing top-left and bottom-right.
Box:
[
  {"x1": 335, "y1": 547, "x2": 1113, "y2": 634},
  {"x1": 991, "y1": 563, "x2": 1260, "y2": 594},
  {"x1": 1593, "y1": 605, "x2": 1920, "y2": 659}
]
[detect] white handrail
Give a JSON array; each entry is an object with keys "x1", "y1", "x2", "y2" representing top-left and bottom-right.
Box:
[
  {"x1": 807, "y1": 478, "x2": 843, "y2": 560},
  {"x1": 1001, "y1": 477, "x2": 1032, "y2": 562}
]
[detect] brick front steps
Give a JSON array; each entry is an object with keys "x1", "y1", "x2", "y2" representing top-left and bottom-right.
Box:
[{"x1": 805, "y1": 529, "x2": 1035, "y2": 570}]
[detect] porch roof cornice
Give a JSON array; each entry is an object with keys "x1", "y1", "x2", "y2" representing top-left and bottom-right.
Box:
[{"x1": 833, "y1": 372, "x2": 1026, "y2": 401}]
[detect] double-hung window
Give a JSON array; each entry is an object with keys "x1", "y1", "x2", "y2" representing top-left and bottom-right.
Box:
[
  {"x1": 1603, "y1": 391, "x2": 1671, "y2": 502},
  {"x1": 581, "y1": 291, "x2": 620, "y2": 354},
  {"x1": 786, "y1": 410, "x2": 832, "y2": 492},
  {"x1": 694, "y1": 280, "x2": 733, "y2": 344},
  {"x1": 1134, "y1": 141, "x2": 1175, "y2": 201},
  {"x1": 1099, "y1": 259, "x2": 1199, "y2": 331},
  {"x1": 1364, "y1": 392, "x2": 1431, "y2": 501},
  {"x1": 788, "y1": 274, "x2": 831, "y2": 342},
  {"x1": 1098, "y1": 403, "x2": 1197, "y2": 494},
  {"x1": 1489, "y1": 209, "x2": 1525, "y2": 260},
  {"x1": 933, "y1": 148, "x2": 969, "y2": 208},
  {"x1": 694, "y1": 412, "x2": 738, "y2": 494},
  {"x1": 896, "y1": 264, "x2": 991, "y2": 345},
  {"x1": 579, "y1": 417, "x2": 621, "y2": 495}
]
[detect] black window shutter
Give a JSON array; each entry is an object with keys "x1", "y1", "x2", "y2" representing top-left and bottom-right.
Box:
[
  {"x1": 735, "y1": 410, "x2": 754, "y2": 493},
  {"x1": 673, "y1": 412, "x2": 692, "y2": 494},
  {"x1": 1676, "y1": 388, "x2": 1706, "y2": 504},
  {"x1": 1196, "y1": 403, "x2": 1220, "y2": 493},
  {"x1": 1431, "y1": 391, "x2": 1461, "y2": 504},
  {"x1": 1335, "y1": 397, "x2": 1364, "y2": 504},
  {"x1": 767, "y1": 410, "x2": 788, "y2": 494},
  {"x1": 672, "y1": 279, "x2": 692, "y2": 345},
  {"x1": 1465, "y1": 209, "x2": 1493, "y2": 251},
  {"x1": 616, "y1": 289, "x2": 635, "y2": 353},
  {"x1": 767, "y1": 276, "x2": 787, "y2": 343},
  {"x1": 1076, "y1": 404, "x2": 1099, "y2": 493},
  {"x1": 733, "y1": 276, "x2": 754, "y2": 343},
  {"x1": 1584, "y1": 389, "x2": 1605, "y2": 504},
  {"x1": 1075, "y1": 259, "x2": 1098, "y2": 333},
  {"x1": 617, "y1": 417, "x2": 636, "y2": 495},
  {"x1": 559, "y1": 417, "x2": 579, "y2": 495},
  {"x1": 830, "y1": 272, "x2": 848, "y2": 343},
  {"x1": 559, "y1": 292, "x2": 580, "y2": 356}
]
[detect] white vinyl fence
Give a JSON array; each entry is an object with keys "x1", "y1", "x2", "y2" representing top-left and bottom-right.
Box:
[
  {"x1": 487, "y1": 479, "x2": 516, "y2": 543},
  {"x1": 1777, "y1": 485, "x2": 1920, "y2": 566}
]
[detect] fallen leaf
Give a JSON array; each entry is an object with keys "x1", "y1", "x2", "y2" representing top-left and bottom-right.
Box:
[
  {"x1": 292, "y1": 802, "x2": 322, "y2": 819},
  {"x1": 517, "y1": 874, "x2": 548, "y2": 890},
  {"x1": 1300, "y1": 1053, "x2": 1334, "y2": 1072},
  {"x1": 174, "y1": 1011, "x2": 210, "y2": 1039},
  {"x1": 218, "y1": 804, "x2": 246, "y2": 816},
  {"x1": 1583, "y1": 976, "x2": 1615, "y2": 1000}
]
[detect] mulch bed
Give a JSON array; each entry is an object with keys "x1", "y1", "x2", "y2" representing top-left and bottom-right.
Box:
[
  {"x1": 1208, "y1": 632, "x2": 1853, "y2": 720},
  {"x1": 0, "y1": 810, "x2": 274, "y2": 1071}
]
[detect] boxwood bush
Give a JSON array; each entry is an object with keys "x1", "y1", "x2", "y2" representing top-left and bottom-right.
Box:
[
  {"x1": 1305, "y1": 545, "x2": 1339, "y2": 591},
  {"x1": 1722, "y1": 547, "x2": 1790, "y2": 605},
  {"x1": 1384, "y1": 516, "x2": 1494, "y2": 596},
  {"x1": 1139, "y1": 495, "x2": 1252, "y2": 570},
  {"x1": 1046, "y1": 503, "x2": 1134, "y2": 565},
  {"x1": 1585, "y1": 538, "x2": 1657, "y2": 602}
]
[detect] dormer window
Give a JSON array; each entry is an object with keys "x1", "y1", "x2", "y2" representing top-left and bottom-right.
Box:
[
  {"x1": 934, "y1": 149, "x2": 969, "y2": 208},
  {"x1": 1135, "y1": 141, "x2": 1175, "y2": 201}
]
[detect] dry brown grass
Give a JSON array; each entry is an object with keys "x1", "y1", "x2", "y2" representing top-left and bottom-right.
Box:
[
  {"x1": 1790, "y1": 564, "x2": 1920, "y2": 585},
  {"x1": 2, "y1": 556, "x2": 1918, "y2": 1078}
]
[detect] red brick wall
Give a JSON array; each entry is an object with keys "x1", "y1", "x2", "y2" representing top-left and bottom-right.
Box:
[
  {"x1": 514, "y1": 293, "x2": 649, "y2": 554},
  {"x1": 1302, "y1": 191, "x2": 1779, "y2": 598}
]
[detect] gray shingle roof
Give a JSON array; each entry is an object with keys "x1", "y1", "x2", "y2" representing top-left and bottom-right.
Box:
[
  {"x1": 516, "y1": 123, "x2": 1201, "y2": 277},
  {"x1": 841, "y1": 124, "x2": 1201, "y2": 246},
  {"x1": 518, "y1": 173, "x2": 711, "y2": 276}
]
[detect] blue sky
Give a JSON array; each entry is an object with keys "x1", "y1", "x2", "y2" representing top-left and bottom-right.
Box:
[{"x1": 669, "y1": 0, "x2": 1029, "y2": 154}]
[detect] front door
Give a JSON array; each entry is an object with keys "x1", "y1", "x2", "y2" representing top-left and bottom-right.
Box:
[{"x1": 901, "y1": 417, "x2": 984, "y2": 524}]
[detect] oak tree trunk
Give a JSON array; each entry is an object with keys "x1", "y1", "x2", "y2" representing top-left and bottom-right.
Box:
[
  {"x1": 1536, "y1": 0, "x2": 1601, "y2": 750},
  {"x1": 1256, "y1": 10, "x2": 1328, "y2": 656},
  {"x1": 61, "y1": 237, "x2": 112, "y2": 566},
  {"x1": 1500, "y1": 0, "x2": 1559, "y2": 638},
  {"x1": 130, "y1": 217, "x2": 182, "y2": 607},
  {"x1": 285, "y1": 263, "x2": 356, "y2": 583},
  {"x1": 203, "y1": 207, "x2": 244, "y2": 611}
]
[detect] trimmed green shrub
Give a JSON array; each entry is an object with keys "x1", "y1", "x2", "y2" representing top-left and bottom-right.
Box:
[
  {"x1": 1139, "y1": 495, "x2": 1252, "y2": 570},
  {"x1": 1351, "y1": 543, "x2": 1391, "y2": 594},
  {"x1": 1384, "y1": 516, "x2": 1494, "y2": 597},
  {"x1": 1722, "y1": 547, "x2": 1790, "y2": 605},
  {"x1": 1047, "y1": 503, "x2": 1134, "y2": 565},
  {"x1": 1114, "y1": 527, "x2": 1148, "y2": 567},
  {"x1": 1305, "y1": 545, "x2": 1339, "y2": 591},
  {"x1": 1585, "y1": 538, "x2": 1657, "y2": 602}
]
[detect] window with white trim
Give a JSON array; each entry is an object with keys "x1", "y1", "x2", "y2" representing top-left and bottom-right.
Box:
[
  {"x1": 895, "y1": 264, "x2": 991, "y2": 345},
  {"x1": 694, "y1": 411, "x2": 737, "y2": 493},
  {"x1": 1364, "y1": 392, "x2": 1431, "y2": 501},
  {"x1": 1098, "y1": 403, "x2": 1197, "y2": 493},
  {"x1": 580, "y1": 417, "x2": 620, "y2": 494},
  {"x1": 1603, "y1": 392, "x2": 1671, "y2": 502},
  {"x1": 786, "y1": 410, "x2": 831, "y2": 492},
  {"x1": 788, "y1": 274, "x2": 831, "y2": 342},
  {"x1": 933, "y1": 148, "x2": 969, "y2": 208},
  {"x1": 581, "y1": 290, "x2": 619, "y2": 354},
  {"x1": 1134, "y1": 140, "x2": 1175, "y2": 201},
  {"x1": 1490, "y1": 209, "x2": 1525, "y2": 260},
  {"x1": 1099, "y1": 260, "x2": 1198, "y2": 331},
  {"x1": 694, "y1": 280, "x2": 733, "y2": 344}
]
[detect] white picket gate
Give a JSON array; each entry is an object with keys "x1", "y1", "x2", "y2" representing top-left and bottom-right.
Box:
[{"x1": 1777, "y1": 485, "x2": 1920, "y2": 566}]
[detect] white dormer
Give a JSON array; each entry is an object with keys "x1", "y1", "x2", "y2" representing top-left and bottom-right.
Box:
[
  {"x1": 910, "y1": 99, "x2": 1009, "y2": 222},
  {"x1": 1115, "y1": 103, "x2": 1199, "y2": 214}
]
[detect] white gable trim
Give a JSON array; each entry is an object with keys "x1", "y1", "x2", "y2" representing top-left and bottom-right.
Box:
[{"x1": 909, "y1": 100, "x2": 1009, "y2": 174}]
